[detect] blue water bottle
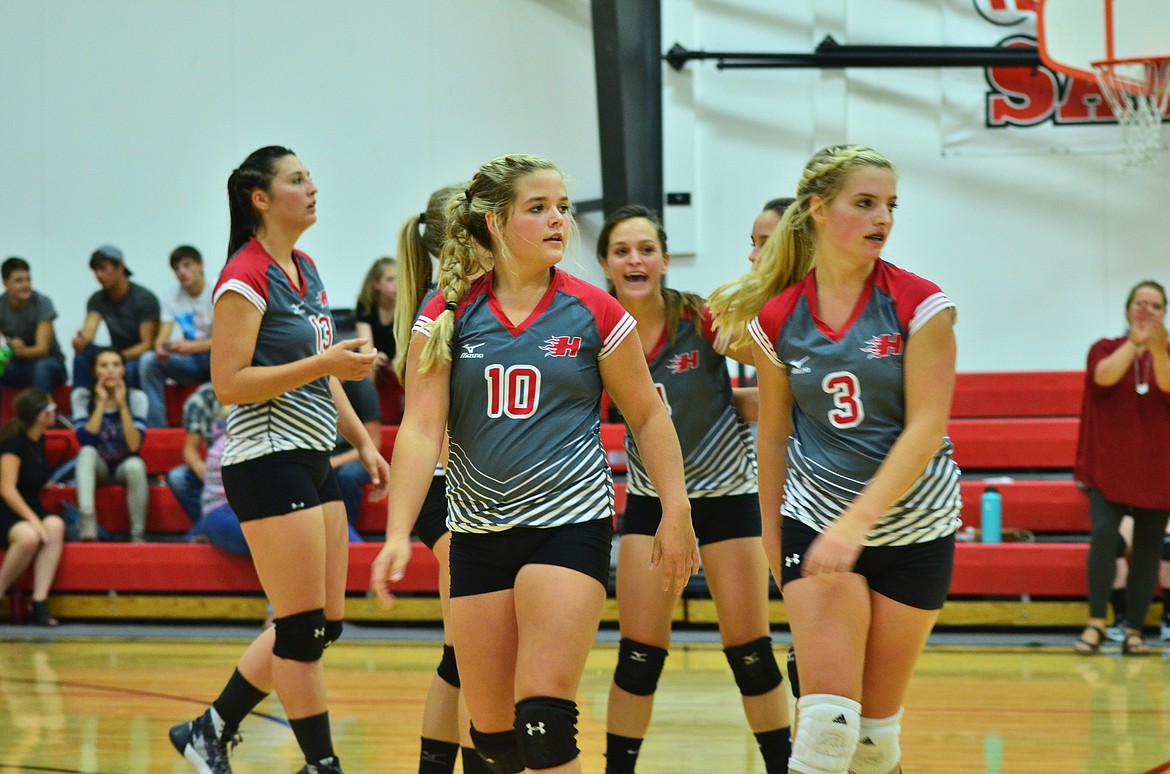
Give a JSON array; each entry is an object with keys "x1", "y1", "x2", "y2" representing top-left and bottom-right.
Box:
[{"x1": 981, "y1": 485, "x2": 1002, "y2": 543}]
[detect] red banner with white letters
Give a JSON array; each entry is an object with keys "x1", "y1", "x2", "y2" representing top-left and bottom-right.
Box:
[{"x1": 941, "y1": 0, "x2": 1156, "y2": 156}]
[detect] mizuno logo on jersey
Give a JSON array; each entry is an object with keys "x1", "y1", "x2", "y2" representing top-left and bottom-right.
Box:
[
  {"x1": 460, "y1": 342, "x2": 485, "y2": 359},
  {"x1": 861, "y1": 333, "x2": 903, "y2": 359},
  {"x1": 667, "y1": 350, "x2": 700, "y2": 373},
  {"x1": 787, "y1": 356, "x2": 811, "y2": 375},
  {"x1": 317, "y1": 290, "x2": 328, "y2": 308},
  {"x1": 540, "y1": 336, "x2": 582, "y2": 357}
]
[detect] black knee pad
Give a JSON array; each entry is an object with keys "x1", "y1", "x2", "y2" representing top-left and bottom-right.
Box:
[
  {"x1": 723, "y1": 636, "x2": 783, "y2": 697},
  {"x1": 787, "y1": 647, "x2": 801, "y2": 699},
  {"x1": 514, "y1": 696, "x2": 579, "y2": 770},
  {"x1": 436, "y1": 643, "x2": 460, "y2": 688},
  {"x1": 272, "y1": 608, "x2": 328, "y2": 662},
  {"x1": 612, "y1": 637, "x2": 668, "y2": 697},
  {"x1": 324, "y1": 620, "x2": 343, "y2": 649},
  {"x1": 469, "y1": 726, "x2": 524, "y2": 774}
]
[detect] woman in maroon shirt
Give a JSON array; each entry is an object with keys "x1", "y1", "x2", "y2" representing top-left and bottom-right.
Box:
[{"x1": 1074, "y1": 280, "x2": 1170, "y2": 656}]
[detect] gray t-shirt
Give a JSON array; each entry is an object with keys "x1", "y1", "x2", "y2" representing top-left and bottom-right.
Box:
[
  {"x1": 0, "y1": 290, "x2": 64, "y2": 361},
  {"x1": 86, "y1": 282, "x2": 161, "y2": 350}
]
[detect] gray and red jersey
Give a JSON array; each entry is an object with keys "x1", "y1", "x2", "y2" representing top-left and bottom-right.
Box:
[
  {"x1": 625, "y1": 307, "x2": 756, "y2": 499},
  {"x1": 749, "y1": 259, "x2": 961, "y2": 546},
  {"x1": 416, "y1": 269, "x2": 635, "y2": 533},
  {"x1": 214, "y1": 237, "x2": 337, "y2": 464}
]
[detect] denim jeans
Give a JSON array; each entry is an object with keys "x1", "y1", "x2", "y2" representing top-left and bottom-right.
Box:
[
  {"x1": 139, "y1": 349, "x2": 211, "y2": 427},
  {"x1": 166, "y1": 464, "x2": 203, "y2": 524},
  {"x1": 0, "y1": 356, "x2": 67, "y2": 393},
  {"x1": 336, "y1": 460, "x2": 371, "y2": 534}
]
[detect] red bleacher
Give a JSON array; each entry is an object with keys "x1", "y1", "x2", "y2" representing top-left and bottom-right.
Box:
[
  {"x1": 2, "y1": 371, "x2": 1095, "y2": 607},
  {"x1": 50, "y1": 541, "x2": 438, "y2": 594}
]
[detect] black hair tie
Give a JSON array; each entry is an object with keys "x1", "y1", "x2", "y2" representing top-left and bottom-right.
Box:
[
  {"x1": 445, "y1": 300, "x2": 457, "y2": 313},
  {"x1": 464, "y1": 189, "x2": 473, "y2": 210},
  {"x1": 418, "y1": 212, "x2": 427, "y2": 225}
]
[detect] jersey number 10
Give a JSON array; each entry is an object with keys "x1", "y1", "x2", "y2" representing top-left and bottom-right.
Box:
[{"x1": 485, "y1": 364, "x2": 542, "y2": 419}]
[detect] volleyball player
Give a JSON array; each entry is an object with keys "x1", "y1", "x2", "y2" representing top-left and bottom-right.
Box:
[
  {"x1": 596, "y1": 204, "x2": 791, "y2": 773},
  {"x1": 169, "y1": 146, "x2": 389, "y2": 774},
  {"x1": 371, "y1": 154, "x2": 697, "y2": 774},
  {"x1": 709, "y1": 145, "x2": 961, "y2": 774}
]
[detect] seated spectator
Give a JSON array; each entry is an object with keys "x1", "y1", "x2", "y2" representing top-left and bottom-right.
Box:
[
  {"x1": 71, "y1": 246, "x2": 160, "y2": 390},
  {"x1": 184, "y1": 398, "x2": 364, "y2": 553},
  {"x1": 331, "y1": 377, "x2": 382, "y2": 537},
  {"x1": 139, "y1": 246, "x2": 213, "y2": 427},
  {"x1": 354, "y1": 256, "x2": 404, "y2": 422},
  {"x1": 165, "y1": 382, "x2": 220, "y2": 524},
  {"x1": 0, "y1": 258, "x2": 67, "y2": 399},
  {"x1": 0, "y1": 389, "x2": 66, "y2": 626},
  {"x1": 187, "y1": 411, "x2": 249, "y2": 556},
  {"x1": 70, "y1": 348, "x2": 148, "y2": 542}
]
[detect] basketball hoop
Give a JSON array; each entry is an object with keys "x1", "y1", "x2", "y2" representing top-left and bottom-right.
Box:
[{"x1": 1091, "y1": 56, "x2": 1170, "y2": 167}]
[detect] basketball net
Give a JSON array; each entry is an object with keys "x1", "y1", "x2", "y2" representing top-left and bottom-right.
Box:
[{"x1": 1092, "y1": 56, "x2": 1170, "y2": 168}]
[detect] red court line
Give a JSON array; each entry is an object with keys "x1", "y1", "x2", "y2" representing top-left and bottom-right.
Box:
[{"x1": 1140, "y1": 760, "x2": 1170, "y2": 774}]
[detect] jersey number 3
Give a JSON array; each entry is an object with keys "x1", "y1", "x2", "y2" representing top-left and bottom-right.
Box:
[
  {"x1": 822, "y1": 371, "x2": 864, "y2": 429},
  {"x1": 485, "y1": 364, "x2": 542, "y2": 419}
]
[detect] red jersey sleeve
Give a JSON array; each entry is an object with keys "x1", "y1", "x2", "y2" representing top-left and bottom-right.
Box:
[
  {"x1": 214, "y1": 238, "x2": 272, "y2": 313},
  {"x1": 748, "y1": 282, "x2": 805, "y2": 368},
  {"x1": 560, "y1": 272, "x2": 635, "y2": 360},
  {"x1": 876, "y1": 261, "x2": 954, "y2": 334}
]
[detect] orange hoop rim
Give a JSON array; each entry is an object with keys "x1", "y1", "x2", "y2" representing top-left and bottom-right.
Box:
[{"x1": 1091, "y1": 55, "x2": 1170, "y2": 69}]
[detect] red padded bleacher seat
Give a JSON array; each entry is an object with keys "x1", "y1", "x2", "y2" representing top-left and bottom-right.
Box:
[
  {"x1": 959, "y1": 479, "x2": 1088, "y2": 533},
  {"x1": 42, "y1": 483, "x2": 192, "y2": 534},
  {"x1": 164, "y1": 382, "x2": 203, "y2": 428},
  {"x1": 947, "y1": 417, "x2": 1079, "y2": 470},
  {"x1": 46, "y1": 541, "x2": 438, "y2": 594},
  {"x1": 948, "y1": 543, "x2": 1087, "y2": 597},
  {"x1": 6, "y1": 540, "x2": 1085, "y2": 599},
  {"x1": 951, "y1": 371, "x2": 1084, "y2": 418},
  {"x1": 601, "y1": 423, "x2": 626, "y2": 473},
  {"x1": 43, "y1": 427, "x2": 187, "y2": 475}
]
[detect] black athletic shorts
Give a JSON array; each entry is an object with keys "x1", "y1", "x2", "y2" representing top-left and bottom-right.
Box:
[
  {"x1": 222, "y1": 449, "x2": 342, "y2": 522},
  {"x1": 779, "y1": 516, "x2": 955, "y2": 610},
  {"x1": 449, "y1": 518, "x2": 613, "y2": 598},
  {"x1": 413, "y1": 474, "x2": 449, "y2": 550},
  {"x1": 620, "y1": 492, "x2": 760, "y2": 545}
]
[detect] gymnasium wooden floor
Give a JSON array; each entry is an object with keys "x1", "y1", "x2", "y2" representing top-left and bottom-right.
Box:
[{"x1": 1, "y1": 627, "x2": 1169, "y2": 773}]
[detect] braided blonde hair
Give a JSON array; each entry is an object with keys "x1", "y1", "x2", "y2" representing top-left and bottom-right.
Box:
[
  {"x1": 708, "y1": 145, "x2": 895, "y2": 350},
  {"x1": 417, "y1": 155, "x2": 569, "y2": 372},
  {"x1": 393, "y1": 184, "x2": 463, "y2": 381}
]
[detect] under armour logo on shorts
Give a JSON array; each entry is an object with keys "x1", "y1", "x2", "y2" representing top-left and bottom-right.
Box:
[
  {"x1": 526, "y1": 722, "x2": 546, "y2": 736},
  {"x1": 314, "y1": 628, "x2": 325, "y2": 638},
  {"x1": 784, "y1": 554, "x2": 801, "y2": 567}
]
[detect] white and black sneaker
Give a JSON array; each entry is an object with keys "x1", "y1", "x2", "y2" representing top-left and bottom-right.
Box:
[
  {"x1": 297, "y1": 756, "x2": 343, "y2": 773},
  {"x1": 1160, "y1": 618, "x2": 1170, "y2": 642},
  {"x1": 170, "y1": 707, "x2": 241, "y2": 774},
  {"x1": 1105, "y1": 623, "x2": 1127, "y2": 643}
]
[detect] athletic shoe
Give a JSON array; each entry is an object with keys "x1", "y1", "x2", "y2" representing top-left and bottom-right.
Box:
[
  {"x1": 297, "y1": 756, "x2": 343, "y2": 773},
  {"x1": 1160, "y1": 619, "x2": 1170, "y2": 642},
  {"x1": 170, "y1": 708, "x2": 240, "y2": 774},
  {"x1": 1105, "y1": 624, "x2": 1127, "y2": 643}
]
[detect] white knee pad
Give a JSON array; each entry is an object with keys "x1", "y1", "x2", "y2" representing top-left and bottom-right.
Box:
[
  {"x1": 789, "y1": 694, "x2": 862, "y2": 774},
  {"x1": 850, "y1": 708, "x2": 903, "y2": 774}
]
